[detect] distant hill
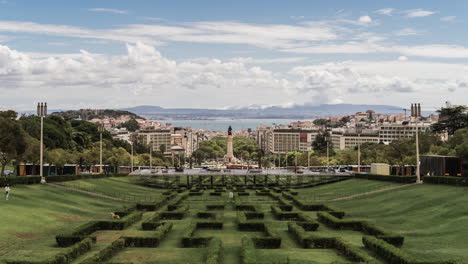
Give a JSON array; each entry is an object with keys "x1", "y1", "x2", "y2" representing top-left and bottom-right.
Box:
[
  {"x1": 53, "y1": 109, "x2": 144, "y2": 120},
  {"x1": 121, "y1": 104, "x2": 407, "y2": 120}
]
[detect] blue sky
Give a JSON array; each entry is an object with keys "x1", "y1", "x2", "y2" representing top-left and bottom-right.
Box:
[{"x1": 1, "y1": 0, "x2": 468, "y2": 111}]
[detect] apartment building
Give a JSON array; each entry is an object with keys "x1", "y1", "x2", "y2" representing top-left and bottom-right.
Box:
[
  {"x1": 257, "y1": 126, "x2": 320, "y2": 155},
  {"x1": 378, "y1": 122, "x2": 431, "y2": 144}
]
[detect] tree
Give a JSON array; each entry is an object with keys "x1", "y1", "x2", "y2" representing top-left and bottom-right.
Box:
[
  {"x1": 159, "y1": 144, "x2": 167, "y2": 155},
  {"x1": 313, "y1": 119, "x2": 330, "y2": 126},
  {"x1": 120, "y1": 118, "x2": 139, "y2": 132},
  {"x1": 312, "y1": 132, "x2": 334, "y2": 156},
  {"x1": 0, "y1": 113, "x2": 27, "y2": 176},
  {"x1": 432, "y1": 106, "x2": 468, "y2": 135}
]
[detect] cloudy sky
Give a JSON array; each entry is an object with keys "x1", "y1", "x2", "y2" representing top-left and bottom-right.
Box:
[{"x1": 1, "y1": 0, "x2": 468, "y2": 111}]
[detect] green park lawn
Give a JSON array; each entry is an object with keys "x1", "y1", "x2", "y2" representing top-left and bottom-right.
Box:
[
  {"x1": 58, "y1": 177, "x2": 165, "y2": 200},
  {"x1": 297, "y1": 178, "x2": 404, "y2": 200},
  {"x1": 327, "y1": 183, "x2": 468, "y2": 262},
  {"x1": 1, "y1": 177, "x2": 467, "y2": 263},
  {"x1": 0, "y1": 184, "x2": 129, "y2": 261}
]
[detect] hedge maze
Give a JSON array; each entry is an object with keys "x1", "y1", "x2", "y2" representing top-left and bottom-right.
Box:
[{"x1": 6, "y1": 184, "x2": 466, "y2": 264}]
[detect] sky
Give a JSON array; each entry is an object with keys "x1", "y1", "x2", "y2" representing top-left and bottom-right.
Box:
[{"x1": 1, "y1": 0, "x2": 468, "y2": 111}]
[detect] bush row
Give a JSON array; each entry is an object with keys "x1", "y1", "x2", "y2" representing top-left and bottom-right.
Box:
[
  {"x1": 283, "y1": 194, "x2": 345, "y2": 218},
  {"x1": 237, "y1": 212, "x2": 265, "y2": 231},
  {"x1": 355, "y1": 173, "x2": 416, "y2": 183},
  {"x1": 181, "y1": 222, "x2": 223, "y2": 248},
  {"x1": 206, "y1": 204, "x2": 225, "y2": 210},
  {"x1": 271, "y1": 205, "x2": 300, "y2": 221},
  {"x1": 362, "y1": 236, "x2": 465, "y2": 264},
  {"x1": 288, "y1": 222, "x2": 375, "y2": 263},
  {"x1": 318, "y1": 212, "x2": 404, "y2": 247},
  {"x1": 136, "y1": 192, "x2": 176, "y2": 211},
  {"x1": 124, "y1": 222, "x2": 173, "y2": 247},
  {"x1": 56, "y1": 211, "x2": 142, "y2": 247},
  {"x1": 6, "y1": 237, "x2": 95, "y2": 264},
  {"x1": 251, "y1": 223, "x2": 281, "y2": 249},
  {"x1": 84, "y1": 238, "x2": 126, "y2": 263},
  {"x1": 423, "y1": 176, "x2": 468, "y2": 186},
  {"x1": 240, "y1": 236, "x2": 256, "y2": 264},
  {"x1": 205, "y1": 237, "x2": 223, "y2": 264}
]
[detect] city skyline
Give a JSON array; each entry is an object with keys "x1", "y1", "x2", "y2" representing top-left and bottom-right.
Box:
[{"x1": 1, "y1": 0, "x2": 468, "y2": 111}]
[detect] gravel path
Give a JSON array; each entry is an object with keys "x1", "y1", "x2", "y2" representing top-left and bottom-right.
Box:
[{"x1": 46, "y1": 183, "x2": 125, "y2": 201}]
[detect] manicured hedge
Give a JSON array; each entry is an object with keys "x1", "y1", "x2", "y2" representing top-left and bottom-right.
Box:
[
  {"x1": 318, "y1": 212, "x2": 404, "y2": 247},
  {"x1": 124, "y1": 222, "x2": 173, "y2": 247},
  {"x1": 85, "y1": 238, "x2": 126, "y2": 263},
  {"x1": 237, "y1": 212, "x2": 265, "y2": 231},
  {"x1": 251, "y1": 224, "x2": 281, "y2": 249},
  {"x1": 355, "y1": 173, "x2": 416, "y2": 183},
  {"x1": 240, "y1": 236, "x2": 256, "y2": 264},
  {"x1": 56, "y1": 211, "x2": 142, "y2": 247},
  {"x1": 288, "y1": 223, "x2": 374, "y2": 263},
  {"x1": 271, "y1": 205, "x2": 300, "y2": 220},
  {"x1": 136, "y1": 193, "x2": 176, "y2": 211},
  {"x1": 205, "y1": 237, "x2": 223, "y2": 264},
  {"x1": 362, "y1": 236, "x2": 464, "y2": 264},
  {"x1": 424, "y1": 176, "x2": 468, "y2": 186},
  {"x1": 6, "y1": 237, "x2": 95, "y2": 264},
  {"x1": 206, "y1": 204, "x2": 225, "y2": 210},
  {"x1": 181, "y1": 222, "x2": 223, "y2": 248}
]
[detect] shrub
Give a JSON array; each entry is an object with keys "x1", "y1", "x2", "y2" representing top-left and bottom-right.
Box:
[
  {"x1": 241, "y1": 236, "x2": 256, "y2": 264},
  {"x1": 271, "y1": 205, "x2": 300, "y2": 220},
  {"x1": 251, "y1": 224, "x2": 281, "y2": 249},
  {"x1": 181, "y1": 222, "x2": 222, "y2": 248},
  {"x1": 85, "y1": 238, "x2": 126, "y2": 263},
  {"x1": 318, "y1": 212, "x2": 404, "y2": 247},
  {"x1": 424, "y1": 176, "x2": 468, "y2": 186},
  {"x1": 6, "y1": 237, "x2": 95, "y2": 264},
  {"x1": 206, "y1": 204, "x2": 225, "y2": 210},
  {"x1": 205, "y1": 237, "x2": 223, "y2": 264},
  {"x1": 237, "y1": 212, "x2": 265, "y2": 231},
  {"x1": 124, "y1": 222, "x2": 173, "y2": 247},
  {"x1": 355, "y1": 173, "x2": 416, "y2": 183}
]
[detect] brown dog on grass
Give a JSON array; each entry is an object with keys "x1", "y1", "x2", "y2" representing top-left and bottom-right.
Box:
[{"x1": 111, "y1": 212, "x2": 120, "y2": 219}]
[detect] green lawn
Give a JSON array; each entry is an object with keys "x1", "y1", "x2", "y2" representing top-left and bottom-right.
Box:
[
  {"x1": 2, "y1": 178, "x2": 468, "y2": 263},
  {"x1": 296, "y1": 178, "x2": 404, "y2": 200},
  {"x1": 0, "y1": 184, "x2": 128, "y2": 261},
  {"x1": 328, "y1": 183, "x2": 468, "y2": 262},
  {"x1": 58, "y1": 177, "x2": 165, "y2": 200}
]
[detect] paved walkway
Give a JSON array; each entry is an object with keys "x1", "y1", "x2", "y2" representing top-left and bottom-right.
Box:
[
  {"x1": 328, "y1": 183, "x2": 417, "y2": 201},
  {"x1": 46, "y1": 183, "x2": 124, "y2": 201}
]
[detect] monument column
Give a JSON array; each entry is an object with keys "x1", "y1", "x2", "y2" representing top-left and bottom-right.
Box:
[{"x1": 224, "y1": 126, "x2": 236, "y2": 163}]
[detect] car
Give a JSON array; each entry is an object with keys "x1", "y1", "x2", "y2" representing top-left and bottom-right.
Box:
[{"x1": 3, "y1": 170, "x2": 13, "y2": 176}]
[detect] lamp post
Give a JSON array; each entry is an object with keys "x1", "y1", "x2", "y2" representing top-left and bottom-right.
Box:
[
  {"x1": 98, "y1": 123, "x2": 104, "y2": 174},
  {"x1": 149, "y1": 147, "x2": 152, "y2": 170},
  {"x1": 307, "y1": 151, "x2": 311, "y2": 170},
  {"x1": 411, "y1": 103, "x2": 422, "y2": 183},
  {"x1": 130, "y1": 141, "x2": 134, "y2": 173},
  {"x1": 356, "y1": 124, "x2": 363, "y2": 173},
  {"x1": 37, "y1": 102, "x2": 47, "y2": 183}
]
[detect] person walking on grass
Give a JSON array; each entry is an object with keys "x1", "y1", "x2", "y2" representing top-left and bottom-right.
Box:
[{"x1": 5, "y1": 184, "x2": 11, "y2": 200}]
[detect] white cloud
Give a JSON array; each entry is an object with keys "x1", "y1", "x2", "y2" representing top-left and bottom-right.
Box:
[
  {"x1": 88, "y1": 8, "x2": 128, "y2": 15},
  {"x1": 358, "y1": 16, "x2": 372, "y2": 24},
  {"x1": 0, "y1": 21, "x2": 163, "y2": 45},
  {"x1": 375, "y1": 8, "x2": 395, "y2": 16},
  {"x1": 398, "y1": 56, "x2": 408, "y2": 61},
  {"x1": 1, "y1": 43, "x2": 467, "y2": 109},
  {"x1": 405, "y1": 9, "x2": 436, "y2": 18},
  {"x1": 290, "y1": 16, "x2": 305, "y2": 20},
  {"x1": 393, "y1": 28, "x2": 422, "y2": 36},
  {"x1": 440, "y1": 16, "x2": 456, "y2": 22}
]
